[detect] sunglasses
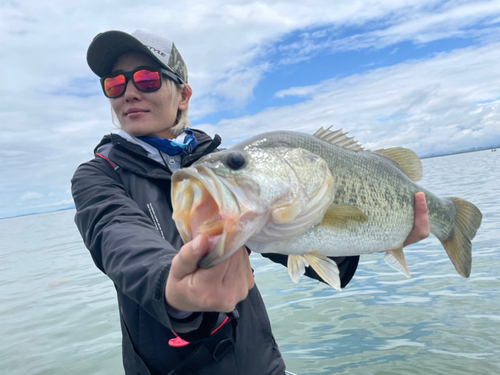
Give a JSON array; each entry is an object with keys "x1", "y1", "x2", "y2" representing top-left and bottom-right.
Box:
[{"x1": 100, "y1": 66, "x2": 183, "y2": 98}]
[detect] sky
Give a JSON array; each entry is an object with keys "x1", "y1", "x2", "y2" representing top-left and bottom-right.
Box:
[{"x1": 1, "y1": 0, "x2": 500, "y2": 219}]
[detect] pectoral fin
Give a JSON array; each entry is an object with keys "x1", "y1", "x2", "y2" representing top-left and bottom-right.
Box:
[
  {"x1": 287, "y1": 255, "x2": 309, "y2": 283},
  {"x1": 383, "y1": 247, "x2": 410, "y2": 278},
  {"x1": 321, "y1": 205, "x2": 368, "y2": 230},
  {"x1": 304, "y1": 252, "x2": 341, "y2": 291}
]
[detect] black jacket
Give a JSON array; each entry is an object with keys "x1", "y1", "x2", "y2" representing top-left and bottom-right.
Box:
[{"x1": 71, "y1": 130, "x2": 359, "y2": 375}]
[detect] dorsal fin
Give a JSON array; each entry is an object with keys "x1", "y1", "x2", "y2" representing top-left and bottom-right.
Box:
[
  {"x1": 373, "y1": 147, "x2": 423, "y2": 182},
  {"x1": 314, "y1": 126, "x2": 366, "y2": 152}
]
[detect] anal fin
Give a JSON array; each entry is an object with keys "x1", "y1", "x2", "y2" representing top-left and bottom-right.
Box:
[
  {"x1": 287, "y1": 255, "x2": 309, "y2": 283},
  {"x1": 304, "y1": 252, "x2": 341, "y2": 291},
  {"x1": 288, "y1": 253, "x2": 342, "y2": 290},
  {"x1": 384, "y1": 247, "x2": 410, "y2": 278}
]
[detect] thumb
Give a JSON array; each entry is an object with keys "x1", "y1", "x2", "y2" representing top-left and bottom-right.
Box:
[{"x1": 170, "y1": 234, "x2": 210, "y2": 280}]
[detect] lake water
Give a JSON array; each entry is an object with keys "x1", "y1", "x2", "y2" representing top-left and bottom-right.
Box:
[{"x1": 1, "y1": 149, "x2": 499, "y2": 374}]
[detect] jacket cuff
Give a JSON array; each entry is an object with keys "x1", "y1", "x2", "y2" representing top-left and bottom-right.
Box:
[
  {"x1": 172, "y1": 312, "x2": 220, "y2": 343},
  {"x1": 165, "y1": 301, "x2": 195, "y2": 320},
  {"x1": 168, "y1": 311, "x2": 204, "y2": 333}
]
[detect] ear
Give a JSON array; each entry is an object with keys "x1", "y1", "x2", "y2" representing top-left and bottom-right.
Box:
[{"x1": 178, "y1": 84, "x2": 192, "y2": 111}]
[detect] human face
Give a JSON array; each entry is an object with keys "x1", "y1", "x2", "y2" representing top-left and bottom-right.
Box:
[{"x1": 109, "y1": 52, "x2": 190, "y2": 139}]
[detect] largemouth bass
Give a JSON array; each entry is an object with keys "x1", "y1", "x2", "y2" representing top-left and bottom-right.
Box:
[{"x1": 171, "y1": 127, "x2": 482, "y2": 290}]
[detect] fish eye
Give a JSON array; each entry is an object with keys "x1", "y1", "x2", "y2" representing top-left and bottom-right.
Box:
[{"x1": 222, "y1": 151, "x2": 247, "y2": 170}]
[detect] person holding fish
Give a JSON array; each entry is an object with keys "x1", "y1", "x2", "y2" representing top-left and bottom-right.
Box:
[{"x1": 72, "y1": 30, "x2": 433, "y2": 375}]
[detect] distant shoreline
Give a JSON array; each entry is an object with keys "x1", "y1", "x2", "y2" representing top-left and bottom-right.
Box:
[
  {"x1": 0, "y1": 206, "x2": 75, "y2": 221},
  {"x1": 3, "y1": 146, "x2": 499, "y2": 220},
  {"x1": 420, "y1": 146, "x2": 499, "y2": 159}
]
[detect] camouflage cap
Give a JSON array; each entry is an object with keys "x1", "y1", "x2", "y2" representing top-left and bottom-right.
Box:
[{"x1": 87, "y1": 30, "x2": 188, "y2": 84}]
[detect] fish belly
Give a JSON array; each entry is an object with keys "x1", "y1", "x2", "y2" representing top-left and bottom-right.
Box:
[{"x1": 247, "y1": 209, "x2": 414, "y2": 257}]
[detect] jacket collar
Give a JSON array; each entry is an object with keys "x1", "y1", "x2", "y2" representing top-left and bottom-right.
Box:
[{"x1": 94, "y1": 129, "x2": 221, "y2": 180}]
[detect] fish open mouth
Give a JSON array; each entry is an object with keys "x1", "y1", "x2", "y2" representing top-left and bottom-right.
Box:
[{"x1": 171, "y1": 167, "x2": 261, "y2": 268}]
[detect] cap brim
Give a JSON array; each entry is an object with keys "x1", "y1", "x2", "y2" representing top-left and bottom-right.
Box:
[{"x1": 87, "y1": 30, "x2": 169, "y2": 78}]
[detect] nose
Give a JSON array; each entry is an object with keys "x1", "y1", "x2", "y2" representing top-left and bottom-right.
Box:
[{"x1": 123, "y1": 80, "x2": 142, "y2": 102}]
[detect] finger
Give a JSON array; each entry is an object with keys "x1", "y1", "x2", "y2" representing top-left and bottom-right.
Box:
[
  {"x1": 170, "y1": 234, "x2": 210, "y2": 280},
  {"x1": 413, "y1": 192, "x2": 430, "y2": 237},
  {"x1": 215, "y1": 246, "x2": 242, "y2": 287},
  {"x1": 243, "y1": 249, "x2": 255, "y2": 288},
  {"x1": 243, "y1": 247, "x2": 256, "y2": 287},
  {"x1": 403, "y1": 192, "x2": 430, "y2": 247},
  {"x1": 218, "y1": 249, "x2": 251, "y2": 311},
  {"x1": 414, "y1": 191, "x2": 428, "y2": 216},
  {"x1": 222, "y1": 247, "x2": 255, "y2": 291}
]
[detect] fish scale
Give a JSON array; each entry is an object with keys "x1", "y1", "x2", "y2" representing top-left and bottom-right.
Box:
[{"x1": 244, "y1": 132, "x2": 418, "y2": 250}]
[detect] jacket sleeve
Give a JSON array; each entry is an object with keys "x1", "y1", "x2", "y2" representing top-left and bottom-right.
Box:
[
  {"x1": 260, "y1": 253, "x2": 359, "y2": 289},
  {"x1": 71, "y1": 158, "x2": 217, "y2": 338}
]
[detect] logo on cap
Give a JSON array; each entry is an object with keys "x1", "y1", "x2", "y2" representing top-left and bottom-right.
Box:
[{"x1": 146, "y1": 45, "x2": 167, "y2": 58}]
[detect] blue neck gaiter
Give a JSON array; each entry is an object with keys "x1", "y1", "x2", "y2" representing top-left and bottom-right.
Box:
[{"x1": 138, "y1": 128, "x2": 199, "y2": 156}]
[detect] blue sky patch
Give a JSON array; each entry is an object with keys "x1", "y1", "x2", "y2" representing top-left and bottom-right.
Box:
[
  {"x1": 194, "y1": 25, "x2": 482, "y2": 126},
  {"x1": 377, "y1": 114, "x2": 411, "y2": 122}
]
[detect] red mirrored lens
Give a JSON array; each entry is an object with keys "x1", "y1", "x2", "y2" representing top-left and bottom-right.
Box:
[
  {"x1": 134, "y1": 70, "x2": 161, "y2": 92},
  {"x1": 104, "y1": 75, "x2": 126, "y2": 98}
]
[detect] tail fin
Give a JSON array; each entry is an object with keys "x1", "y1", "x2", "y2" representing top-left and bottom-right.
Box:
[{"x1": 438, "y1": 198, "x2": 482, "y2": 278}]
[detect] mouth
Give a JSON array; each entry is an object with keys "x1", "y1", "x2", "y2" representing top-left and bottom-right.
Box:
[
  {"x1": 125, "y1": 108, "x2": 149, "y2": 116},
  {"x1": 171, "y1": 167, "x2": 260, "y2": 268}
]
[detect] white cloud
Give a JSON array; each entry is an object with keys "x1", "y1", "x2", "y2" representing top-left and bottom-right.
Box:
[
  {"x1": 208, "y1": 42, "x2": 500, "y2": 156},
  {"x1": 274, "y1": 1, "x2": 500, "y2": 65},
  {"x1": 1, "y1": 0, "x2": 500, "y2": 217},
  {"x1": 21, "y1": 191, "x2": 44, "y2": 201}
]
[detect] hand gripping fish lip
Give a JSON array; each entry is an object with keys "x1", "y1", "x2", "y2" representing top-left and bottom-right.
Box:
[{"x1": 171, "y1": 166, "x2": 263, "y2": 268}]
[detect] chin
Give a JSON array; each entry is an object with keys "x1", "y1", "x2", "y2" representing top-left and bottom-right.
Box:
[
  {"x1": 121, "y1": 124, "x2": 151, "y2": 137},
  {"x1": 122, "y1": 122, "x2": 176, "y2": 139}
]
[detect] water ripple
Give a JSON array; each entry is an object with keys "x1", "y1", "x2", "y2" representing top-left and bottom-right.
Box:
[{"x1": 2, "y1": 151, "x2": 500, "y2": 374}]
